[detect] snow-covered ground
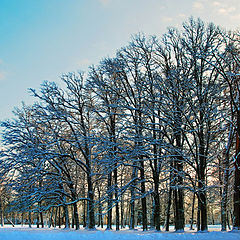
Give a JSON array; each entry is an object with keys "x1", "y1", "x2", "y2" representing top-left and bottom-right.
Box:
[{"x1": 0, "y1": 225, "x2": 239, "y2": 240}]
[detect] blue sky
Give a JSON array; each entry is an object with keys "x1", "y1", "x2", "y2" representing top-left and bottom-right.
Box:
[{"x1": 0, "y1": 0, "x2": 239, "y2": 120}]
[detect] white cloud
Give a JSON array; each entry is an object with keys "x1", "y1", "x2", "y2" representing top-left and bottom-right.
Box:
[
  {"x1": 230, "y1": 14, "x2": 240, "y2": 21},
  {"x1": 77, "y1": 58, "x2": 91, "y2": 66},
  {"x1": 98, "y1": 0, "x2": 111, "y2": 7},
  {"x1": 161, "y1": 17, "x2": 173, "y2": 23},
  {"x1": 218, "y1": 6, "x2": 236, "y2": 15},
  {"x1": 212, "y1": 1, "x2": 221, "y2": 6},
  {"x1": 210, "y1": 1, "x2": 237, "y2": 16},
  {"x1": 218, "y1": 8, "x2": 226, "y2": 14},
  {"x1": 0, "y1": 71, "x2": 6, "y2": 81},
  {"x1": 193, "y1": 1, "x2": 204, "y2": 10},
  {"x1": 178, "y1": 13, "x2": 186, "y2": 18}
]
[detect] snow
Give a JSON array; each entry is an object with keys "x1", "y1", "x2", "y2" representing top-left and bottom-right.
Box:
[{"x1": 0, "y1": 226, "x2": 239, "y2": 240}]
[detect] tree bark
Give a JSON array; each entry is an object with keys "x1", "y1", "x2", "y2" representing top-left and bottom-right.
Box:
[
  {"x1": 197, "y1": 200, "x2": 200, "y2": 231},
  {"x1": 54, "y1": 207, "x2": 58, "y2": 228},
  {"x1": 190, "y1": 192, "x2": 196, "y2": 230},
  {"x1": 0, "y1": 198, "x2": 4, "y2": 227},
  {"x1": 71, "y1": 206, "x2": 75, "y2": 228},
  {"x1": 198, "y1": 113, "x2": 208, "y2": 231},
  {"x1": 48, "y1": 207, "x2": 54, "y2": 228},
  {"x1": 40, "y1": 211, "x2": 44, "y2": 228},
  {"x1": 233, "y1": 123, "x2": 240, "y2": 230},
  {"x1": 165, "y1": 186, "x2": 172, "y2": 231},
  {"x1": 120, "y1": 194, "x2": 125, "y2": 229},
  {"x1": 83, "y1": 200, "x2": 86, "y2": 227},
  {"x1": 130, "y1": 167, "x2": 137, "y2": 230},
  {"x1": 58, "y1": 206, "x2": 61, "y2": 228},
  {"x1": 64, "y1": 205, "x2": 69, "y2": 229},
  {"x1": 173, "y1": 125, "x2": 185, "y2": 231},
  {"x1": 198, "y1": 178, "x2": 208, "y2": 231},
  {"x1": 21, "y1": 212, "x2": 23, "y2": 227},
  {"x1": 221, "y1": 152, "x2": 230, "y2": 231},
  {"x1": 106, "y1": 172, "x2": 112, "y2": 230},
  {"x1": 36, "y1": 212, "x2": 40, "y2": 228},
  {"x1": 87, "y1": 172, "x2": 95, "y2": 229},
  {"x1": 140, "y1": 159, "x2": 148, "y2": 231},
  {"x1": 28, "y1": 211, "x2": 32, "y2": 228},
  {"x1": 73, "y1": 202, "x2": 79, "y2": 230},
  {"x1": 166, "y1": 161, "x2": 173, "y2": 232},
  {"x1": 114, "y1": 167, "x2": 120, "y2": 231},
  {"x1": 97, "y1": 188, "x2": 103, "y2": 228}
]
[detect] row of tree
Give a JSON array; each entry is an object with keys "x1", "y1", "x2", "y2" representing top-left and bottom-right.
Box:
[{"x1": 0, "y1": 18, "x2": 239, "y2": 231}]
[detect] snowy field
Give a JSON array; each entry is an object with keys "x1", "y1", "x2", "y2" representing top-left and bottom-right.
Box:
[{"x1": 0, "y1": 225, "x2": 239, "y2": 240}]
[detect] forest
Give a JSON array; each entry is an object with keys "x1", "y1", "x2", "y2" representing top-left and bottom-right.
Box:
[{"x1": 0, "y1": 18, "x2": 239, "y2": 232}]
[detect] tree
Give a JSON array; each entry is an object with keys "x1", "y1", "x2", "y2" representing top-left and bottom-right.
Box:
[
  {"x1": 88, "y1": 60, "x2": 123, "y2": 230},
  {"x1": 212, "y1": 30, "x2": 240, "y2": 230},
  {"x1": 30, "y1": 74, "x2": 97, "y2": 229}
]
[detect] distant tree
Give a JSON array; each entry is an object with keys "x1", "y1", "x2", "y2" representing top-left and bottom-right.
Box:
[
  {"x1": 1, "y1": 104, "x2": 72, "y2": 228},
  {"x1": 179, "y1": 18, "x2": 224, "y2": 231},
  {"x1": 88, "y1": 60, "x2": 124, "y2": 230},
  {"x1": 212, "y1": 30, "x2": 240, "y2": 230},
  {"x1": 31, "y1": 74, "x2": 96, "y2": 229}
]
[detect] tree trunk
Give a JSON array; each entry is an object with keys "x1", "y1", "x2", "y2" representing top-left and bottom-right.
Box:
[
  {"x1": 166, "y1": 162, "x2": 173, "y2": 232},
  {"x1": 150, "y1": 195, "x2": 155, "y2": 229},
  {"x1": 114, "y1": 167, "x2": 120, "y2": 231},
  {"x1": 198, "y1": 177, "x2": 208, "y2": 231},
  {"x1": 54, "y1": 207, "x2": 58, "y2": 228},
  {"x1": 233, "y1": 129, "x2": 240, "y2": 230},
  {"x1": 36, "y1": 212, "x2": 40, "y2": 228},
  {"x1": 140, "y1": 160, "x2": 147, "y2": 231},
  {"x1": 165, "y1": 186, "x2": 172, "y2": 231},
  {"x1": 221, "y1": 155, "x2": 230, "y2": 231},
  {"x1": 11, "y1": 212, "x2": 15, "y2": 226},
  {"x1": 120, "y1": 196, "x2": 125, "y2": 228},
  {"x1": 221, "y1": 125, "x2": 233, "y2": 231},
  {"x1": 233, "y1": 102, "x2": 240, "y2": 230},
  {"x1": 58, "y1": 206, "x2": 61, "y2": 228},
  {"x1": 0, "y1": 198, "x2": 4, "y2": 227},
  {"x1": 40, "y1": 212, "x2": 44, "y2": 228},
  {"x1": 71, "y1": 205, "x2": 75, "y2": 228},
  {"x1": 21, "y1": 212, "x2": 23, "y2": 227},
  {"x1": 130, "y1": 167, "x2": 137, "y2": 230},
  {"x1": 64, "y1": 205, "x2": 69, "y2": 229},
  {"x1": 73, "y1": 202, "x2": 79, "y2": 230},
  {"x1": 190, "y1": 192, "x2": 196, "y2": 230},
  {"x1": 97, "y1": 188, "x2": 103, "y2": 228},
  {"x1": 227, "y1": 211, "x2": 231, "y2": 231},
  {"x1": 83, "y1": 200, "x2": 86, "y2": 227},
  {"x1": 173, "y1": 167, "x2": 184, "y2": 231},
  {"x1": 120, "y1": 167, "x2": 125, "y2": 229},
  {"x1": 152, "y1": 161, "x2": 160, "y2": 231},
  {"x1": 173, "y1": 128, "x2": 185, "y2": 231},
  {"x1": 87, "y1": 172, "x2": 95, "y2": 229},
  {"x1": 198, "y1": 122, "x2": 208, "y2": 231},
  {"x1": 200, "y1": 192, "x2": 207, "y2": 231},
  {"x1": 28, "y1": 211, "x2": 32, "y2": 228},
  {"x1": 48, "y1": 208, "x2": 54, "y2": 228},
  {"x1": 198, "y1": 180, "x2": 208, "y2": 231},
  {"x1": 197, "y1": 200, "x2": 200, "y2": 231},
  {"x1": 211, "y1": 208, "x2": 215, "y2": 225},
  {"x1": 106, "y1": 172, "x2": 112, "y2": 230},
  {"x1": 125, "y1": 202, "x2": 129, "y2": 227},
  {"x1": 173, "y1": 187, "x2": 184, "y2": 231}
]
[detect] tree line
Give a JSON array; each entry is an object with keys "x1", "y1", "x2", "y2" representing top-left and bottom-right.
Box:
[{"x1": 0, "y1": 18, "x2": 239, "y2": 232}]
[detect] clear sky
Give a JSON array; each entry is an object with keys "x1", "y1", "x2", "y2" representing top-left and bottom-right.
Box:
[{"x1": 0, "y1": 0, "x2": 239, "y2": 121}]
